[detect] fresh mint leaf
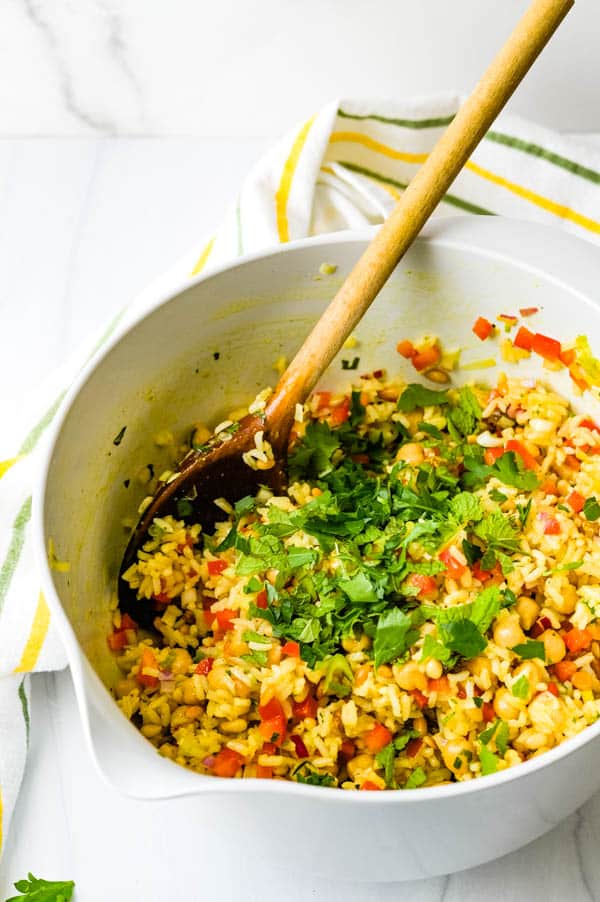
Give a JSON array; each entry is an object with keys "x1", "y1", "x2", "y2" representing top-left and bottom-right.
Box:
[
  {"x1": 470, "y1": 586, "x2": 502, "y2": 633},
  {"x1": 7, "y1": 874, "x2": 75, "y2": 902},
  {"x1": 439, "y1": 619, "x2": 487, "y2": 659},
  {"x1": 512, "y1": 640, "x2": 545, "y2": 661},
  {"x1": 449, "y1": 492, "x2": 483, "y2": 525},
  {"x1": 447, "y1": 386, "x2": 481, "y2": 438},
  {"x1": 398, "y1": 384, "x2": 450, "y2": 412},
  {"x1": 339, "y1": 570, "x2": 378, "y2": 603},
  {"x1": 373, "y1": 608, "x2": 418, "y2": 668},
  {"x1": 474, "y1": 511, "x2": 520, "y2": 552},
  {"x1": 420, "y1": 633, "x2": 452, "y2": 664}
]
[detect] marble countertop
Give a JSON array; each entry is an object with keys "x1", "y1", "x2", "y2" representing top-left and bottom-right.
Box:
[{"x1": 2, "y1": 135, "x2": 600, "y2": 901}]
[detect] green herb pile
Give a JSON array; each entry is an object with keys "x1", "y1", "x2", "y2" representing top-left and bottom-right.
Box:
[{"x1": 205, "y1": 382, "x2": 537, "y2": 676}]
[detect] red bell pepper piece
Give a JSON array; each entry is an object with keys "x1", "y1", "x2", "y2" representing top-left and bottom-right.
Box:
[
  {"x1": 212, "y1": 747, "x2": 245, "y2": 778},
  {"x1": 472, "y1": 316, "x2": 494, "y2": 341},
  {"x1": 259, "y1": 697, "x2": 287, "y2": 745},
  {"x1": 207, "y1": 559, "x2": 228, "y2": 576}
]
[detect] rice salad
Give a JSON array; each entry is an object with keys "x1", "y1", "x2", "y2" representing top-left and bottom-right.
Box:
[{"x1": 111, "y1": 365, "x2": 600, "y2": 791}]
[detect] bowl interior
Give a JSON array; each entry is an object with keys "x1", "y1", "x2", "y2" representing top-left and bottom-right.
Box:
[{"x1": 40, "y1": 219, "x2": 600, "y2": 796}]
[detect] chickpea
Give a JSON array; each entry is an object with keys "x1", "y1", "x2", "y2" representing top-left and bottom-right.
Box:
[
  {"x1": 425, "y1": 658, "x2": 443, "y2": 680},
  {"x1": 141, "y1": 723, "x2": 162, "y2": 739},
  {"x1": 513, "y1": 729, "x2": 548, "y2": 752},
  {"x1": 114, "y1": 677, "x2": 138, "y2": 699},
  {"x1": 511, "y1": 662, "x2": 540, "y2": 702},
  {"x1": 347, "y1": 754, "x2": 374, "y2": 781},
  {"x1": 396, "y1": 443, "x2": 424, "y2": 465},
  {"x1": 376, "y1": 664, "x2": 393, "y2": 680},
  {"x1": 469, "y1": 656, "x2": 493, "y2": 691},
  {"x1": 528, "y1": 693, "x2": 567, "y2": 733},
  {"x1": 170, "y1": 648, "x2": 193, "y2": 675},
  {"x1": 170, "y1": 705, "x2": 201, "y2": 730},
  {"x1": 493, "y1": 612, "x2": 525, "y2": 649},
  {"x1": 548, "y1": 581, "x2": 577, "y2": 615},
  {"x1": 393, "y1": 660, "x2": 428, "y2": 692},
  {"x1": 159, "y1": 744, "x2": 177, "y2": 759},
  {"x1": 493, "y1": 687, "x2": 522, "y2": 721},
  {"x1": 439, "y1": 738, "x2": 473, "y2": 776},
  {"x1": 181, "y1": 677, "x2": 203, "y2": 705},
  {"x1": 516, "y1": 596, "x2": 540, "y2": 631},
  {"x1": 541, "y1": 629, "x2": 566, "y2": 665}
]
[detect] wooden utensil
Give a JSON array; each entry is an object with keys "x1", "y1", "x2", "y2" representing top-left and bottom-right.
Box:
[{"x1": 119, "y1": 0, "x2": 573, "y2": 612}]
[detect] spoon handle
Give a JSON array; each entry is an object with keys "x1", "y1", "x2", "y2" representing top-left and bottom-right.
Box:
[{"x1": 266, "y1": 0, "x2": 573, "y2": 448}]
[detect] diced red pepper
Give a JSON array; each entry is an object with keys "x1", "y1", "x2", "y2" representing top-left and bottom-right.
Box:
[
  {"x1": 396, "y1": 339, "x2": 416, "y2": 359},
  {"x1": 290, "y1": 734, "x2": 309, "y2": 758},
  {"x1": 406, "y1": 573, "x2": 437, "y2": 598},
  {"x1": 259, "y1": 697, "x2": 287, "y2": 746},
  {"x1": 410, "y1": 689, "x2": 428, "y2": 709},
  {"x1": 482, "y1": 701, "x2": 495, "y2": 723},
  {"x1": 314, "y1": 391, "x2": 332, "y2": 410},
  {"x1": 153, "y1": 591, "x2": 170, "y2": 604},
  {"x1": 256, "y1": 765, "x2": 273, "y2": 779},
  {"x1": 137, "y1": 648, "x2": 160, "y2": 689},
  {"x1": 207, "y1": 559, "x2": 228, "y2": 576},
  {"x1": 567, "y1": 491, "x2": 586, "y2": 513},
  {"x1": 547, "y1": 682, "x2": 559, "y2": 697},
  {"x1": 215, "y1": 608, "x2": 237, "y2": 631},
  {"x1": 360, "y1": 781, "x2": 382, "y2": 791},
  {"x1": 107, "y1": 630, "x2": 129, "y2": 651},
  {"x1": 195, "y1": 657, "x2": 214, "y2": 675},
  {"x1": 211, "y1": 747, "x2": 245, "y2": 778},
  {"x1": 281, "y1": 640, "x2": 300, "y2": 658},
  {"x1": 120, "y1": 613, "x2": 138, "y2": 630},
  {"x1": 580, "y1": 417, "x2": 600, "y2": 433},
  {"x1": 364, "y1": 722, "x2": 393, "y2": 754},
  {"x1": 292, "y1": 694, "x2": 318, "y2": 720},
  {"x1": 538, "y1": 511, "x2": 561, "y2": 535},
  {"x1": 531, "y1": 332, "x2": 562, "y2": 361},
  {"x1": 484, "y1": 446, "x2": 505, "y2": 466},
  {"x1": 540, "y1": 478, "x2": 558, "y2": 496},
  {"x1": 262, "y1": 741, "x2": 278, "y2": 755},
  {"x1": 255, "y1": 589, "x2": 268, "y2": 610},
  {"x1": 563, "y1": 628, "x2": 592, "y2": 654},
  {"x1": 505, "y1": 439, "x2": 538, "y2": 470},
  {"x1": 513, "y1": 326, "x2": 535, "y2": 351},
  {"x1": 552, "y1": 660, "x2": 578, "y2": 682},
  {"x1": 569, "y1": 363, "x2": 590, "y2": 392},
  {"x1": 560, "y1": 348, "x2": 576, "y2": 366},
  {"x1": 329, "y1": 397, "x2": 351, "y2": 426},
  {"x1": 339, "y1": 739, "x2": 356, "y2": 760},
  {"x1": 427, "y1": 676, "x2": 450, "y2": 695},
  {"x1": 472, "y1": 316, "x2": 494, "y2": 341},
  {"x1": 498, "y1": 314, "x2": 518, "y2": 327},
  {"x1": 405, "y1": 737, "x2": 423, "y2": 758},
  {"x1": 412, "y1": 345, "x2": 441, "y2": 372},
  {"x1": 519, "y1": 307, "x2": 539, "y2": 317},
  {"x1": 439, "y1": 546, "x2": 467, "y2": 579}
]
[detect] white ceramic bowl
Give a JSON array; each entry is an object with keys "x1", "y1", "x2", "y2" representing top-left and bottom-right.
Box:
[{"x1": 35, "y1": 217, "x2": 600, "y2": 882}]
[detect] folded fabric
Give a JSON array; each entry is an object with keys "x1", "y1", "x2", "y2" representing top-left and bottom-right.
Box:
[{"x1": 2, "y1": 93, "x2": 600, "y2": 855}]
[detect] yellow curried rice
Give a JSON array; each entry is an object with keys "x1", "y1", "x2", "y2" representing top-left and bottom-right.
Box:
[{"x1": 112, "y1": 370, "x2": 600, "y2": 791}]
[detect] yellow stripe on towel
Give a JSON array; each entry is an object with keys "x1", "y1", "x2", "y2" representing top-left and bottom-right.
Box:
[
  {"x1": 14, "y1": 592, "x2": 50, "y2": 673},
  {"x1": 276, "y1": 115, "x2": 316, "y2": 242},
  {"x1": 329, "y1": 131, "x2": 428, "y2": 165},
  {"x1": 0, "y1": 457, "x2": 22, "y2": 481},
  {"x1": 464, "y1": 159, "x2": 600, "y2": 235},
  {"x1": 190, "y1": 236, "x2": 216, "y2": 276}
]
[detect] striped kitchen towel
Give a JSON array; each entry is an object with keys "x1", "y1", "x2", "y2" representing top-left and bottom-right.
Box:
[{"x1": 2, "y1": 92, "x2": 600, "y2": 854}]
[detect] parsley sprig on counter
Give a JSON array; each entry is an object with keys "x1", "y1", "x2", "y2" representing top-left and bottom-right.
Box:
[{"x1": 211, "y1": 383, "x2": 526, "y2": 671}]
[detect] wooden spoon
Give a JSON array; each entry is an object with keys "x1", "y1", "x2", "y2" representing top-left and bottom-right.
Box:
[{"x1": 119, "y1": 0, "x2": 573, "y2": 612}]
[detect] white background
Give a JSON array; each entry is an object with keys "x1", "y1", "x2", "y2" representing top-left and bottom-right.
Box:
[
  {"x1": 0, "y1": 0, "x2": 599, "y2": 138},
  {"x1": 1, "y1": 0, "x2": 600, "y2": 899}
]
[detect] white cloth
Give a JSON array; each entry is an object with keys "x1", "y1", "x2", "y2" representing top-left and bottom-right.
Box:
[{"x1": 2, "y1": 93, "x2": 600, "y2": 853}]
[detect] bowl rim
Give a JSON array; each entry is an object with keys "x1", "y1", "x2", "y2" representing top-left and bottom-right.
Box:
[{"x1": 33, "y1": 215, "x2": 600, "y2": 803}]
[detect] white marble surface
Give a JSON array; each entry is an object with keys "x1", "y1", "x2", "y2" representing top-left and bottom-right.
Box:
[
  {"x1": 2, "y1": 136, "x2": 600, "y2": 901},
  {"x1": 0, "y1": 0, "x2": 599, "y2": 137}
]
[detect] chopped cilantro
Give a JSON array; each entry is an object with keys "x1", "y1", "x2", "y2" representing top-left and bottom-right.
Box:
[
  {"x1": 439, "y1": 619, "x2": 487, "y2": 659},
  {"x1": 404, "y1": 766, "x2": 427, "y2": 789},
  {"x1": 176, "y1": 498, "x2": 194, "y2": 518},
  {"x1": 489, "y1": 489, "x2": 508, "y2": 503},
  {"x1": 293, "y1": 763, "x2": 336, "y2": 786},
  {"x1": 112, "y1": 426, "x2": 126, "y2": 446},
  {"x1": 479, "y1": 744, "x2": 499, "y2": 775},
  {"x1": 6, "y1": 874, "x2": 75, "y2": 902},
  {"x1": 584, "y1": 496, "x2": 600, "y2": 521},
  {"x1": 512, "y1": 640, "x2": 545, "y2": 661},
  {"x1": 342, "y1": 357, "x2": 360, "y2": 370},
  {"x1": 511, "y1": 674, "x2": 530, "y2": 699}
]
